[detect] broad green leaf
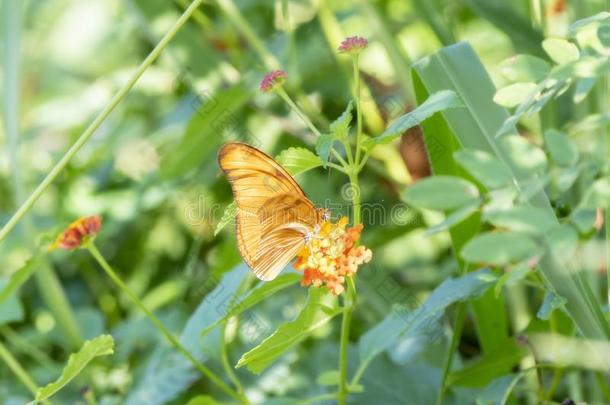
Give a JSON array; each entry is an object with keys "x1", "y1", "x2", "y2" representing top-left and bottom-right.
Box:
[
  {"x1": 461, "y1": 232, "x2": 539, "y2": 266},
  {"x1": 200, "y1": 273, "x2": 301, "y2": 336},
  {"x1": 476, "y1": 373, "x2": 527, "y2": 405},
  {"x1": 364, "y1": 90, "x2": 463, "y2": 147},
  {"x1": 494, "y1": 262, "x2": 532, "y2": 297},
  {"x1": 499, "y1": 136, "x2": 547, "y2": 178},
  {"x1": 275, "y1": 147, "x2": 322, "y2": 176},
  {"x1": 499, "y1": 55, "x2": 551, "y2": 83},
  {"x1": 544, "y1": 129, "x2": 578, "y2": 167},
  {"x1": 403, "y1": 176, "x2": 480, "y2": 211},
  {"x1": 537, "y1": 291, "x2": 567, "y2": 320},
  {"x1": 36, "y1": 335, "x2": 114, "y2": 402},
  {"x1": 214, "y1": 201, "x2": 237, "y2": 236},
  {"x1": 483, "y1": 206, "x2": 557, "y2": 235},
  {"x1": 493, "y1": 83, "x2": 538, "y2": 108},
  {"x1": 413, "y1": 41, "x2": 610, "y2": 342},
  {"x1": 454, "y1": 150, "x2": 513, "y2": 189},
  {"x1": 358, "y1": 269, "x2": 496, "y2": 375},
  {"x1": 447, "y1": 338, "x2": 527, "y2": 387},
  {"x1": 542, "y1": 38, "x2": 580, "y2": 65},
  {"x1": 236, "y1": 288, "x2": 340, "y2": 374},
  {"x1": 425, "y1": 202, "x2": 480, "y2": 235}
]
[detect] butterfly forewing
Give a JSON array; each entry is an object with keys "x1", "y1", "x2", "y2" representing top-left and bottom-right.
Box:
[{"x1": 218, "y1": 143, "x2": 322, "y2": 280}]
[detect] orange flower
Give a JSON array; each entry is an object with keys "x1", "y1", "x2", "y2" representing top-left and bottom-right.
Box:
[
  {"x1": 50, "y1": 215, "x2": 102, "y2": 251},
  {"x1": 294, "y1": 216, "x2": 372, "y2": 295}
]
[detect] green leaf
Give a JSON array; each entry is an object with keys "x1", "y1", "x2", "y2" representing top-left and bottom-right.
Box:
[
  {"x1": 493, "y1": 83, "x2": 538, "y2": 108},
  {"x1": 483, "y1": 206, "x2": 557, "y2": 235},
  {"x1": 569, "y1": 12, "x2": 610, "y2": 36},
  {"x1": 275, "y1": 147, "x2": 322, "y2": 176},
  {"x1": 499, "y1": 135, "x2": 547, "y2": 178},
  {"x1": 542, "y1": 38, "x2": 580, "y2": 65},
  {"x1": 186, "y1": 396, "x2": 229, "y2": 405},
  {"x1": 0, "y1": 254, "x2": 40, "y2": 308},
  {"x1": 537, "y1": 292, "x2": 567, "y2": 320},
  {"x1": 447, "y1": 338, "x2": 528, "y2": 387},
  {"x1": 494, "y1": 262, "x2": 532, "y2": 297},
  {"x1": 214, "y1": 201, "x2": 237, "y2": 236},
  {"x1": 466, "y1": 0, "x2": 545, "y2": 57},
  {"x1": 499, "y1": 55, "x2": 551, "y2": 83},
  {"x1": 36, "y1": 335, "x2": 114, "y2": 402},
  {"x1": 583, "y1": 177, "x2": 610, "y2": 207},
  {"x1": 316, "y1": 370, "x2": 340, "y2": 386},
  {"x1": 476, "y1": 373, "x2": 527, "y2": 405},
  {"x1": 544, "y1": 129, "x2": 578, "y2": 167},
  {"x1": 570, "y1": 207, "x2": 597, "y2": 233},
  {"x1": 200, "y1": 273, "x2": 301, "y2": 336},
  {"x1": 315, "y1": 134, "x2": 334, "y2": 167},
  {"x1": 236, "y1": 288, "x2": 340, "y2": 374},
  {"x1": 365, "y1": 90, "x2": 463, "y2": 147},
  {"x1": 160, "y1": 84, "x2": 251, "y2": 179},
  {"x1": 461, "y1": 232, "x2": 539, "y2": 266},
  {"x1": 402, "y1": 176, "x2": 480, "y2": 211},
  {"x1": 413, "y1": 41, "x2": 610, "y2": 342},
  {"x1": 425, "y1": 202, "x2": 480, "y2": 235},
  {"x1": 574, "y1": 77, "x2": 596, "y2": 103},
  {"x1": 329, "y1": 101, "x2": 353, "y2": 141},
  {"x1": 358, "y1": 269, "x2": 497, "y2": 374},
  {"x1": 126, "y1": 266, "x2": 246, "y2": 405},
  {"x1": 454, "y1": 150, "x2": 513, "y2": 189},
  {"x1": 316, "y1": 102, "x2": 353, "y2": 166}
]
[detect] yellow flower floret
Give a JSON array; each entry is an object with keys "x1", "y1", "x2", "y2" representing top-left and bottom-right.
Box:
[{"x1": 294, "y1": 216, "x2": 372, "y2": 295}]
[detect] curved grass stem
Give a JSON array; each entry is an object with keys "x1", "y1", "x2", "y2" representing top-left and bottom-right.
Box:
[
  {"x1": 0, "y1": 0, "x2": 206, "y2": 246},
  {"x1": 85, "y1": 243, "x2": 245, "y2": 403}
]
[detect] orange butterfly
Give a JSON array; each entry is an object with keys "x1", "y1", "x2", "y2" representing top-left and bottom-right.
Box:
[{"x1": 218, "y1": 142, "x2": 329, "y2": 280}]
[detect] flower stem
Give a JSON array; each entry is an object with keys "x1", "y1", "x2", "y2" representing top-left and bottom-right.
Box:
[
  {"x1": 276, "y1": 87, "x2": 322, "y2": 137},
  {"x1": 353, "y1": 55, "x2": 363, "y2": 165},
  {"x1": 0, "y1": 0, "x2": 206, "y2": 246},
  {"x1": 85, "y1": 243, "x2": 244, "y2": 403},
  {"x1": 436, "y1": 301, "x2": 467, "y2": 405},
  {"x1": 0, "y1": 340, "x2": 49, "y2": 404}
]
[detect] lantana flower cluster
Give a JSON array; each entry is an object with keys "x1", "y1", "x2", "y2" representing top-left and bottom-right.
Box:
[
  {"x1": 294, "y1": 217, "x2": 372, "y2": 295},
  {"x1": 50, "y1": 215, "x2": 102, "y2": 250}
]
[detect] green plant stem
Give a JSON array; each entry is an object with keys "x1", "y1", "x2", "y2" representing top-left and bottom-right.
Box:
[
  {"x1": 85, "y1": 243, "x2": 244, "y2": 403},
  {"x1": 2, "y1": 0, "x2": 83, "y2": 349},
  {"x1": 436, "y1": 301, "x2": 467, "y2": 405},
  {"x1": 219, "y1": 323, "x2": 245, "y2": 397},
  {"x1": 276, "y1": 87, "x2": 322, "y2": 137},
  {"x1": 0, "y1": 0, "x2": 206, "y2": 246},
  {"x1": 0, "y1": 340, "x2": 45, "y2": 402},
  {"x1": 275, "y1": 87, "x2": 351, "y2": 170},
  {"x1": 353, "y1": 55, "x2": 363, "y2": 165}
]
